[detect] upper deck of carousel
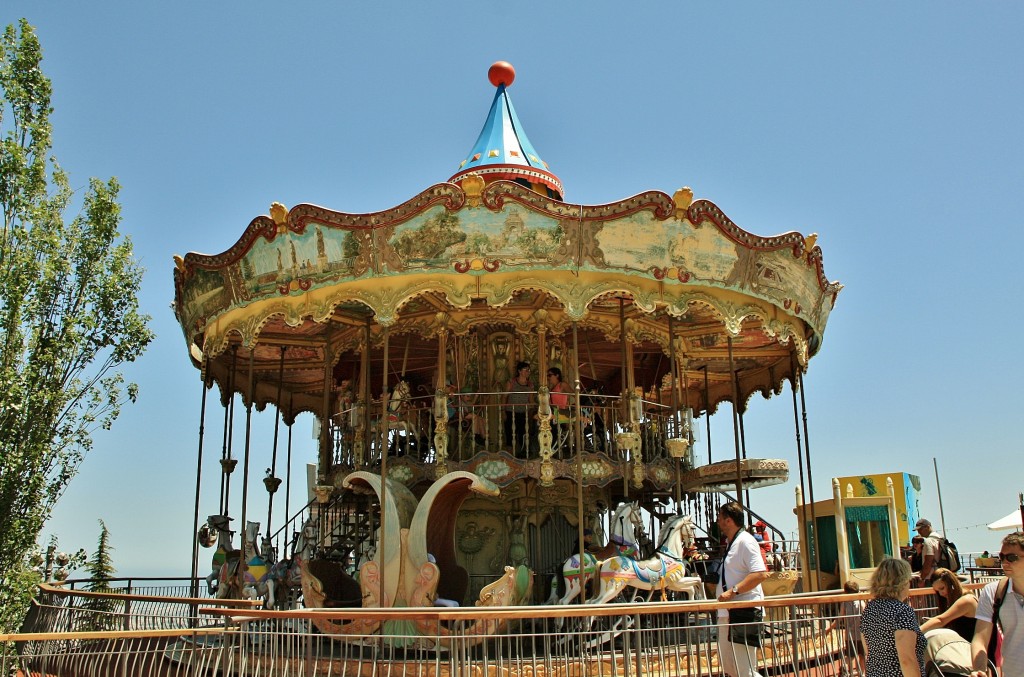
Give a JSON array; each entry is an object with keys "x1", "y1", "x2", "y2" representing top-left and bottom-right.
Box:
[{"x1": 171, "y1": 61, "x2": 841, "y2": 437}]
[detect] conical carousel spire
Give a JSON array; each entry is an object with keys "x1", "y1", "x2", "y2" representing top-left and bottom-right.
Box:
[{"x1": 449, "y1": 62, "x2": 563, "y2": 200}]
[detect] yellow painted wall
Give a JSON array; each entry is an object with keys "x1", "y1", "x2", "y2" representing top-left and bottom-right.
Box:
[{"x1": 835, "y1": 472, "x2": 920, "y2": 545}]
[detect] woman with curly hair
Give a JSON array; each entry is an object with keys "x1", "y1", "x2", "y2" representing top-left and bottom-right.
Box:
[
  {"x1": 921, "y1": 567, "x2": 978, "y2": 641},
  {"x1": 861, "y1": 557, "x2": 926, "y2": 676}
]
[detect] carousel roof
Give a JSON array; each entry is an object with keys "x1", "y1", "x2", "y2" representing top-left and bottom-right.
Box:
[
  {"x1": 171, "y1": 62, "x2": 842, "y2": 426},
  {"x1": 449, "y1": 62, "x2": 563, "y2": 200}
]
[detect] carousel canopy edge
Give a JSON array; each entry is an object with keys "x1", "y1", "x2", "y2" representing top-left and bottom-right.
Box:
[{"x1": 172, "y1": 181, "x2": 839, "y2": 357}]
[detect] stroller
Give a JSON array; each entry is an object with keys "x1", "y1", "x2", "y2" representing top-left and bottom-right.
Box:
[{"x1": 924, "y1": 628, "x2": 992, "y2": 677}]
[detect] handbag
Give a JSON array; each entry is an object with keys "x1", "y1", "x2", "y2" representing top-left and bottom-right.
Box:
[{"x1": 728, "y1": 606, "x2": 764, "y2": 647}]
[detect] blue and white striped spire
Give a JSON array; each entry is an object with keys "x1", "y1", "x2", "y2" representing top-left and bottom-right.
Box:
[{"x1": 449, "y1": 62, "x2": 563, "y2": 200}]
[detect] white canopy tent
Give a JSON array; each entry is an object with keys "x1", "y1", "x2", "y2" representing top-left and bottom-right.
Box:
[{"x1": 987, "y1": 509, "x2": 1024, "y2": 531}]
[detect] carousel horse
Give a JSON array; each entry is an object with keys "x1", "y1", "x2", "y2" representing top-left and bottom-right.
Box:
[
  {"x1": 268, "y1": 516, "x2": 317, "y2": 601},
  {"x1": 204, "y1": 514, "x2": 244, "y2": 598},
  {"x1": 213, "y1": 520, "x2": 262, "y2": 600},
  {"x1": 546, "y1": 502, "x2": 646, "y2": 607},
  {"x1": 242, "y1": 533, "x2": 278, "y2": 608},
  {"x1": 374, "y1": 380, "x2": 425, "y2": 457},
  {"x1": 588, "y1": 514, "x2": 704, "y2": 607}
]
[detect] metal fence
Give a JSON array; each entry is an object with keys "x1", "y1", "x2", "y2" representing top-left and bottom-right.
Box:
[{"x1": 4, "y1": 583, "x2": 959, "y2": 677}]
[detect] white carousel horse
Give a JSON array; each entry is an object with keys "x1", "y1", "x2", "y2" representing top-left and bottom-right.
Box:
[
  {"x1": 371, "y1": 380, "x2": 424, "y2": 457},
  {"x1": 546, "y1": 502, "x2": 646, "y2": 606},
  {"x1": 588, "y1": 514, "x2": 704, "y2": 606}
]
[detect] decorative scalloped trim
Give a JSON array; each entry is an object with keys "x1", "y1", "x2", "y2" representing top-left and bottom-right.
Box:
[{"x1": 178, "y1": 184, "x2": 466, "y2": 279}]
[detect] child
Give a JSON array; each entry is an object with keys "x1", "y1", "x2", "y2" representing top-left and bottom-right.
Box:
[{"x1": 827, "y1": 580, "x2": 865, "y2": 676}]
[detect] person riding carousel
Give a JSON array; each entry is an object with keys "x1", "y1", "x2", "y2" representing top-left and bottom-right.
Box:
[{"x1": 546, "y1": 367, "x2": 572, "y2": 453}]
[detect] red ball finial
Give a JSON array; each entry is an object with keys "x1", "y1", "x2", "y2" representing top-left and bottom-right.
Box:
[{"x1": 488, "y1": 61, "x2": 515, "y2": 88}]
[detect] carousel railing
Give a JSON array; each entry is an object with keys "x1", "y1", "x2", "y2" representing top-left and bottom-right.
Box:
[
  {"x1": 331, "y1": 390, "x2": 687, "y2": 468},
  {"x1": 5, "y1": 585, "x2": 949, "y2": 677},
  {"x1": 21, "y1": 583, "x2": 261, "y2": 635},
  {"x1": 61, "y1": 576, "x2": 212, "y2": 599}
]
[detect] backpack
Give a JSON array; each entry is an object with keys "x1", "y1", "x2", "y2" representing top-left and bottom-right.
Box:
[{"x1": 935, "y1": 537, "x2": 961, "y2": 572}]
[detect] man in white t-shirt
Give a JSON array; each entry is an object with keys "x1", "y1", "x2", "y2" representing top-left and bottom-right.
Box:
[
  {"x1": 915, "y1": 518, "x2": 943, "y2": 583},
  {"x1": 715, "y1": 501, "x2": 769, "y2": 677},
  {"x1": 971, "y1": 531, "x2": 1024, "y2": 677}
]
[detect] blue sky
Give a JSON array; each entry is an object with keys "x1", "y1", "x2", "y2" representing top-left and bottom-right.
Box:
[{"x1": 3, "y1": 2, "x2": 1021, "y2": 575}]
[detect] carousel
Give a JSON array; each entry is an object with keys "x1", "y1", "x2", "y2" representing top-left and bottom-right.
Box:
[{"x1": 172, "y1": 61, "x2": 841, "y2": 644}]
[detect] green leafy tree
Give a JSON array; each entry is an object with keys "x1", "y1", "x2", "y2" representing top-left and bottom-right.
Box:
[{"x1": 0, "y1": 20, "x2": 154, "y2": 633}]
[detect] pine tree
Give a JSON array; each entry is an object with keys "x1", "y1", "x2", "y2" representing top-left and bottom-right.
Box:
[{"x1": 80, "y1": 520, "x2": 122, "y2": 631}]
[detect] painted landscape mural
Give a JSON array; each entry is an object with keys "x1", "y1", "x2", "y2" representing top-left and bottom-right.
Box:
[{"x1": 388, "y1": 204, "x2": 564, "y2": 268}]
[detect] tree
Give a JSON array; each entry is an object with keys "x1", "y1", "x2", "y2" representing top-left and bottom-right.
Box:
[
  {"x1": 80, "y1": 520, "x2": 122, "y2": 631},
  {"x1": 0, "y1": 20, "x2": 154, "y2": 633}
]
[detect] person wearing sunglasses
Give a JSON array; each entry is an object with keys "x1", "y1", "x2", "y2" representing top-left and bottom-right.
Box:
[{"x1": 970, "y1": 531, "x2": 1024, "y2": 677}]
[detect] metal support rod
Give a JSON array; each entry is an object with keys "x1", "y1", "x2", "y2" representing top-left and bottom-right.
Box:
[
  {"x1": 361, "y1": 319, "x2": 372, "y2": 468},
  {"x1": 378, "y1": 326, "x2": 391, "y2": 596},
  {"x1": 668, "y1": 314, "x2": 681, "y2": 508},
  {"x1": 619, "y1": 298, "x2": 629, "y2": 394},
  {"x1": 221, "y1": 345, "x2": 238, "y2": 516},
  {"x1": 619, "y1": 299, "x2": 630, "y2": 497},
  {"x1": 572, "y1": 322, "x2": 586, "y2": 603},
  {"x1": 267, "y1": 346, "x2": 286, "y2": 539},
  {"x1": 320, "y1": 331, "x2": 334, "y2": 481},
  {"x1": 797, "y1": 363, "x2": 820, "y2": 589},
  {"x1": 727, "y1": 335, "x2": 744, "y2": 512},
  {"x1": 790, "y1": 351, "x2": 812, "y2": 589},
  {"x1": 797, "y1": 366, "x2": 817, "y2": 527},
  {"x1": 735, "y1": 370, "x2": 750, "y2": 510},
  {"x1": 284, "y1": 394, "x2": 293, "y2": 537},
  {"x1": 933, "y1": 458, "x2": 948, "y2": 537},
  {"x1": 239, "y1": 347, "x2": 256, "y2": 580},
  {"x1": 701, "y1": 365, "x2": 712, "y2": 465},
  {"x1": 667, "y1": 315, "x2": 679, "y2": 438},
  {"x1": 190, "y1": 367, "x2": 210, "y2": 601}
]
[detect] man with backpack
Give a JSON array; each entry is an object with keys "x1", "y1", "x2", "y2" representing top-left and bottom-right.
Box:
[
  {"x1": 916, "y1": 518, "x2": 957, "y2": 582},
  {"x1": 970, "y1": 531, "x2": 1024, "y2": 676}
]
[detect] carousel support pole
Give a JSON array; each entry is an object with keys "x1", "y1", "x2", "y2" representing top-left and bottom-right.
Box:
[
  {"x1": 735, "y1": 369, "x2": 750, "y2": 510},
  {"x1": 266, "y1": 346, "x2": 287, "y2": 539},
  {"x1": 319, "y1": 334, "x2": 334, "y2": 483},
  {"x1": 190, "y1": 362, "x2": 211, "y2": 602},
  {"x1": 360, "y1": 319, "x2": 372, "y2": 468},
  {"x1": 284, "y1": 394, "x2": 293, "y2": 533},
  {"x1": 239, "y1": 346, "x2": 256, "y2": 585},
  {"x1": 536, "y1": 313, "x2": 548, "y2": 383},
  {"x1": 535, "y1": 311, "x2": 554, "y2": 484},
  {"x1": 378, "y1": 326, "x2": 391, "y2": 586},
  {"x1": 789, "y1": 350, "x2": 813, "y2": 588},
  {"x1": 433, "y1": 316, "x2": 450, "y2": 477},
  {"x1": 726, "y1": 335, "x2": 745, "y2": 513},
  {"x1": 668, "y1": 316, "x2": 682, "y2": 509},
  {"x1": 572, "y1": 322, "x2": 586, "y2": 597},
  {"x1": 797, "y1": 364, "x2": 819, "y2": 559},
  {"x1": 701, "y1": 365, "x2": 711, "y2": 465},
  {"x1": 221, "y1": 344, "x2": 239, "y2": 516},
  {"x1": 618, "y1": 298, "x2": 631, "y2": 496},
  {"x1": 678, "y1": 360, "x2": 692, "y2": 512}
]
